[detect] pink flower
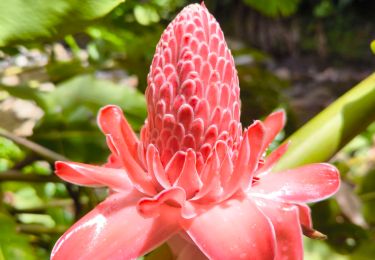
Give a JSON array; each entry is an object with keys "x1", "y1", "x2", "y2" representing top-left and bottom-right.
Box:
[{"x1": 51, "y1": 3, "x2": 340, "y2": 260}]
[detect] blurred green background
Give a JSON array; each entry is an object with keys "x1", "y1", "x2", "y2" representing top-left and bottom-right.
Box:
[{"x1": 0, "y1": 0, "x2": 374, "y2": 259}]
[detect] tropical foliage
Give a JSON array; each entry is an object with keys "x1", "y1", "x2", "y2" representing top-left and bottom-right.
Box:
[{"x1": 0, "y1": 0, "x2": 374, "y2": 259}]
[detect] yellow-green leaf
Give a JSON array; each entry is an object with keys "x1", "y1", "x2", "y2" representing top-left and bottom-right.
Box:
[{"x1": 275, "y1": 73, "x2": 375, "y2": 171}]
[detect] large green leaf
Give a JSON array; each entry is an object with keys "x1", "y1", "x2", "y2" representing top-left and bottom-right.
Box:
[
  {"x1": 33, "y1": 74, "x2": 146, "y2": 162},
  {"x1": 0, "y1": 0, "x2": 124, "y2": 46},
  {"x1": 274, "y1": 73, "x2": 375, "y2": 171},
  {"x1": 1, "y1": 74, "x2": 146, "y2": 128},
  {"x1": 243, "y1": 0, "x2": 300, "y2": 17},
  {"x1": 43, "y1": 74, "x2": 146, "y2": 125},
  {"x1": 1, "y1": 74, "x2": 146, "y2": 162}
]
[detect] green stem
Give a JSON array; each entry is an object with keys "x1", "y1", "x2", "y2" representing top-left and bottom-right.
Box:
[{"x1": 274, "y1": 73, "x2": 375, "y2": 171}]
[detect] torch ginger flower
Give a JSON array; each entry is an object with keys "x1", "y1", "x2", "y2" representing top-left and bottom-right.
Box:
[{"x1": 51, "y1": 3, "x2": 340, "y2": 260}]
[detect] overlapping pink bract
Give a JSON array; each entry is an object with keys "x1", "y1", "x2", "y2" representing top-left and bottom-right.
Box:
[{"x1": 51, "y1": 3, "x2": 340, "y2": 260}]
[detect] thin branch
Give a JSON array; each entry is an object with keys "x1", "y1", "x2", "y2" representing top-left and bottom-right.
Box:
[
  {"x1": 12, "y1": 154, "x2": 40, "y2": 169},
  {"x1": 0, "y1": 170, "x2": 61, "y2": 183},
  {"x1": 65, "y1": 184, "x2": 82, "y2": 220},
  {"x1": 0, "y1": 128, "x2": 68, "y2": 162}
]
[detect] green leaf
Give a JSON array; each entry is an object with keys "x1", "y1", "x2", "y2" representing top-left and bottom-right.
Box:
[
  {"x1": 44, "y1": 74, "x2": 146, "y2": 126},
  {"x1": 371, "y1": 40, "x2": 375, "y2": 55},
  {"x1": 304, "y1": 238, "x2": 348, "y2": 260},
  {"x1": 0, "y1": 212, "x2": 36, "y2": 260},
  {"x1": 0, "y1": 0, "x2": 124, "y2": 46},
  {"x1": 358, "y1": 169, "x2": 375, "y2": 225},
  {"x1": 350, "y1": 241, "x2": 375, "y2": 260},
  {"x1": 32, "y1": 74, "x2": 146, "y2": 162},
  {"x1": 314, "y1": 0, "x2": 335, "y2": 18},
  {"x1": 1, "y1": 74, "x2": 146, "y2": 129},
  {"x1": 8, "y1": 187, "x2": 44, "y2": 210},
  {"x1": 274, "y1": 73, "x2": 375, "y2": 171},
  {"x1": 17, "y1": 213, "x2": 56, "y2": 228},
  {"x1": 134, "y1": 5, "x2": 160, "y2": 26},
  {"x1": 0, "y1": 137, "x2": 23, "y2": 161},
  {"x1": 1, "y1": 74, "x2": 146, "y2": 162},
  {"x1": 243, "y1": 0, "x2": 300, "y2": 17},
  {"x1": 46, "y1": 59, "x2": 88, "y2": 84}
]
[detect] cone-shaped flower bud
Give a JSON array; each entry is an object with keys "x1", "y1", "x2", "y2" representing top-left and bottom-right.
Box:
[{"x1": 143, "y1": 3, "x2": 242, "y2": 166}]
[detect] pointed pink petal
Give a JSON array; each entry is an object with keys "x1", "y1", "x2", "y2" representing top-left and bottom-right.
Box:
[
  {"x1": 98, "y1": 105, "x2": 139, "y2": 156},
  {"x1": 220, "y1": 129, "x2": 249, "y2": 197},
  {"x1": 218, "y1": 146, "x2": 233, "y2": 184},
  {"x1": 243, "y1": 120, "x2": 266, "y2": 186},
  {"x1": 257, "y1": 142, "x2": 290, "y2": 175},
  {"x1": 146, "y1": 144, "x2": 171, "y2": 189},
  {"x1": 263, "y1": 110, "x2": 286, "y2": 151},
  {"x1": 137, "y1": 187, "x2": 186, "y2": 217},
  {"x1": 138, "y1": 187, "x2": 197, "y2": 219},
  {"x1": 222, "y1": 121, "x2": 265, "y2": 200},
  {"x1": 297, "y1": 203, "x2": 312, "y2": 228},
  {"x1": 55, "y1": 161, "x2": 132, "y2": 192},
  {"x1": 103, "y1": 153, "x2": 122, "y2": 168},
  {"x1": 183, "y1": 197, "x2": 276, "y2": 260},
  {"x1": 255, "y1": 198, "x2": 303, "y2": 260},
  {"x1": 175, "y1": 149, "x2": 202, "y2": 199},
  {"x1": 252, "y1": 163, "x2": 340, "y2": 203},
  {"x1": 98, "y1": 105, "x2": 156, "y2": 195},
  {"x1": 51, "y1": 193, "x2": 181, "y2": 260},
  {"x1": 165, "y1": 151, "x2": 186, "y2": 184},
  {"x1": 192, "y1": 141, "x2": 224, "y2": 202},
  {"x1": 137, "y1": 187, "x2": 185, "y2": 217}
]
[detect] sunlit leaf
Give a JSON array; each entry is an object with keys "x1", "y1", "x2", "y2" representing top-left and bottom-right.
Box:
[
  {"x1": 134, "y1": 5, "x2": 160, "y2": 25},
  {"x1": 304, "y1": 238, "x2": 348, "y2": 260},
  {"x1": 43, "y1": 74, "x2": 146, "y2": 127},
  {"x1": 18, "y1": 214, "x2": 56, "y2": 228},
  {"x1": 0, "y1": 137, "x2": 23, "y2": 161},
  {"x1": 0, "y1": 0, "x2": 124, "y2": 46},
  {"x1": 7, "y1": 187, "x2": 44, "y2": 210},
  {"x1": 371, "y1": 40, "x2": 375, "y2": 55},
  {"x1": 27, "y1": 74, "x2": 147, "y2": 162},
  {"x1": 275, "y1": 73, "x2": 375, "y2": 171}
]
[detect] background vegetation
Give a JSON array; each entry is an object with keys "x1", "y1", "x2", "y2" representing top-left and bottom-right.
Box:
[{"x1": 0, "y1": 0, "x2": 374, "y2": 259}]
